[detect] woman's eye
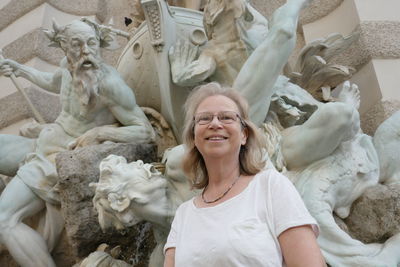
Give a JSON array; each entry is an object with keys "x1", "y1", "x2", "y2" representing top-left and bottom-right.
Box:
[
  {"x1": 200, "y1": 116, "x2": 211, "y2": 122},
  {"x1": 195, "y1": 114, "x2": 212, "y2": 124}
]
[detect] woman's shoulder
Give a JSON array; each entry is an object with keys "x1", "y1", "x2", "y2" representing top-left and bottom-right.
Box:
[
  {"x1": 255, "y1": 168, "x2": 286, "y2": 182},
  {"x1": 254, "y1": 168, "x2": 294, "y2": 190},
  {"x1": 174, "y1": 197, "x2": 196, "y2": 215}
]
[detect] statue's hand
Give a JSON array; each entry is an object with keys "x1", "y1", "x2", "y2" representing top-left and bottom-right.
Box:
[
  {"x1": 0, "y1": 59, "x2": 21, "y2": 77},
  {"x1": 68, "y1": 128, "x2": 102, "y2": 149},
  {"x1": 168, "y1": 40, "x2": 199, "y2": 84}
]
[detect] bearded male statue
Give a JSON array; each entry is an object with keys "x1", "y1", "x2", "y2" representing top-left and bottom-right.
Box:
[{"x1": 0, "y1": 19, "x2": 155, "y2": 266}]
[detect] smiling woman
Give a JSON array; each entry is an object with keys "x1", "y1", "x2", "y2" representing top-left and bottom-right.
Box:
[
  {"x1": 163, "y1": 82, "x2": 327, "y2": 267},
  {"x1": 182, "y1": 82, "x2": 265, "y2": 189}
]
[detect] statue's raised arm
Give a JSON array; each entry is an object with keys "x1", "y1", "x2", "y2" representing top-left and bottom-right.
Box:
[
  {"x1": 0, "y1": 55, "x2": 61, "y2": 94},
  {"x1": 234, "y1": 0, "x2": 312, "y2": 125}
]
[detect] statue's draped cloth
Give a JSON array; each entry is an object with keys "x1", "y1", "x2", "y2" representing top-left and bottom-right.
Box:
[{"x1": 16, "y1": 123, "x2": 75, "y2": 204}]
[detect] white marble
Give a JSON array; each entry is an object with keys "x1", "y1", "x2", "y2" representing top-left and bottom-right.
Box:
[
  {"x1": 91, "y1": 146, "x2": 195, "y2": 267},
  {"x1": 0, "y1": 19, "x2": 155, "y2": 267},
  {"x1": 265, "y1": 79, "x2": 400, "y2": 266},
  {"x1": 374, "y1": 110, "x2": 400, "y2": 184}
]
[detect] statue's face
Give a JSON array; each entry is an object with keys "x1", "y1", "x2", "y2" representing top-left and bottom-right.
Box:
[
  {"x1": 93, "y1": 156, "x2": 170, "y2": 230},
  {"x1": 64, "y1": 22, "x2": 101, "y2": 70}
]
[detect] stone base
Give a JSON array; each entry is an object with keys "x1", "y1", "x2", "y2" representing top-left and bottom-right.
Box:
[
  {"x1": 56, "y1": 143, "x2": 158, "y2": 265},
  {"x1": 344, "y1": 183, "x2": 400, "y2": 244}
]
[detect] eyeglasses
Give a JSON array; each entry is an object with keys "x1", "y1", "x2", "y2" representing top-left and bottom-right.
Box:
[{"x1": 194, "y1": 111, "x2": 244, "y2": 125}]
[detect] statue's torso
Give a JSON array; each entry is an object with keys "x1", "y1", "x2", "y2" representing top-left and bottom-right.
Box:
[{"x1": 55, "y1": 68, "x2": 117, "y2": 137}]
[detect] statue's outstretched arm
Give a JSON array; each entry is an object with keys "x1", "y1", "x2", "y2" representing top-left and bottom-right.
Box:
[
  {"x1": 0, "y1": 58, "x2": 60, "y2": 94},
  {"x1": 234, "y1": 0, "x2": 312, "y2": 125}
]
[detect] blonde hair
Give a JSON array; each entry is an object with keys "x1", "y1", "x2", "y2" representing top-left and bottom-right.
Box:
[{"x1": 182, "y1": 82, "x2": 266, "y2": 189}]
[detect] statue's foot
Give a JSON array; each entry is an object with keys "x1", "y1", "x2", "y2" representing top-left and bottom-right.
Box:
[{"x1": 337, "y1": 81, "x2": 360, "y2": 110}]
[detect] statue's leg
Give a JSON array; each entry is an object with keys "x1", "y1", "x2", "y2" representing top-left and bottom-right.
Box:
[
  {"x1": 281, "y1": 102, "x2": 358, "y2": 169},
  {"x1": 0, "y1": 176, "x2": 55, "y2": 267},
  {"x1": 0, "y1": 134, "x2": 35, "y2": 177}
]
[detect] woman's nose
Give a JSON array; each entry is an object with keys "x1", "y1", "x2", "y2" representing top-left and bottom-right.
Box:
[{"x1": 208, "y1": 115, "x2": 223, "y2": 128}]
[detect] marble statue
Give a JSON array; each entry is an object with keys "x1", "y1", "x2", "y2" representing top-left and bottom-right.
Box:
[
  {"x1": 92, "y1": 80, "x2": 400, "y2": 266},
  {"x1": 168, "y1": 0, "x2": 271, "y2": 87},
  {"x1": 263, "y1": 80, "x2": 400, "y2": 266},
  {"x1": 118, "y1": 0, "x2": 310, "y2": 141},
  {"x1": 266, "y1": 79, "x2": 360, "y2": 170},
  {"x1": 373, "y1": 110, "x2": 400, "y2": 185},
  {"x1": 78, "y1": 251, "x2": 131, "y2": 267},
  {"x1": 87, "y1": 0, "x2": 400, "y2": 266},
  {"x1": 127, "y1": 0, "x2": 204, "y2": 34},
  {"x1": 1, "y1": 0, "x2": 398, "y2": 266},
  {"x1": 91, "y1": 0, "x2": 377, "y2": 265},
  {"x1": 163, "y1": 0, "x2": 309, "y2": 137},
  {"x1": 0, "y1": 19, "x2": 155, "y2": 267},
  {"x1": 287, "y1": 32, "x2": 358, "y2": 102},
  {"x1": 91, "y1": 145, "x2": 195, "y2": 267},
  {"x1": 77, "y1": 243, "x2": 131, "y2": 267},
  {"x1": 167, "y1": 0, "x2": 203, "y2": 9}
]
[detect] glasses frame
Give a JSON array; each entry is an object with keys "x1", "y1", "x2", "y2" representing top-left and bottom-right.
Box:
[{"x1": 193, "y1": 111, "x2": 246, "y2": 127}]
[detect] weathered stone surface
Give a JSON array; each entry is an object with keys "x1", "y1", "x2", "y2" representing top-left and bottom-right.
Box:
[
  {"x1": 344, "y1": 184, "x2": 400, "y2": 244},
  {"x1": 332, "y1": 21, "x2": 400, "y2": 71},
  {"x1": 2, "y1": 29, "x2": 64, "y2": 66},
  {"x1": 0, "y1": 0, "x2": 43, "y2": 31},
  {"x1": 56, "y1": 143, "x2": 157, "y2": 265},
  {"x1": 25, "y1": 86, "x2": 61, "y2": 123},
  {"x1": 0, "y1": 91, "x2": 31, "y2": 129},
  {"x1": 361, "y1": 100, "x2": 400, "y2": 136},
  {"x1": 52, "y1": 230, "x2": 79, "y2": 267},
  {"x1": 0, "y1": 84, "x2": 61, "y2": 129}
]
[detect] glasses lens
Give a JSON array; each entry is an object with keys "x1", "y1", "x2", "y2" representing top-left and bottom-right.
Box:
[
  {"x1": 194, "y1": 111, "x2": 240, "y2": 125},
  {"x1": 195, "y1": 113, "x2": 213, "y2": 125},
  {"x1": 218, "y1": 111, "x2": 237, "y2": 124}
]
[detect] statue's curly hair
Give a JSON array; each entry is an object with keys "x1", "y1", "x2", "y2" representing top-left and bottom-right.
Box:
[{"x1": 43, "y1": 18, "x2": 116, "y2": 50}]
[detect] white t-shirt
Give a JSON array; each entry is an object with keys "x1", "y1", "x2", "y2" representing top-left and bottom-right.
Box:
[{"x1": 164, "y1": 169, "x2": 318, "y2": 267}]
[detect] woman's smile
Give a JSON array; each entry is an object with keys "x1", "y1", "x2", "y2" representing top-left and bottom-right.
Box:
[{"x1": 205, "y1": 134, "x2": 228, "y2": 141}]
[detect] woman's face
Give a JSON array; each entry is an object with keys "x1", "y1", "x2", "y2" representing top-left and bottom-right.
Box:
[{"x1": 193, "y1": 95, "x2": 247, "y2": 161}]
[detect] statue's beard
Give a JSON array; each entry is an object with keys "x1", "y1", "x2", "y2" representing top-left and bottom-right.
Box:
[{"x1": 71, "y1": 55, "x2": 103, "y2": 115}]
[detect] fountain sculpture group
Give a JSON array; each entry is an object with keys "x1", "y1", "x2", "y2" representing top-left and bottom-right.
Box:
[{"x1": 0, "y1": 0, "x2": 400, "y2": 266}]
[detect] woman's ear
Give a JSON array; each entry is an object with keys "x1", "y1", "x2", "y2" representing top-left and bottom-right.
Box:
[{"x1": 241, "y1": 127, "x2": 248, "y2": 145}]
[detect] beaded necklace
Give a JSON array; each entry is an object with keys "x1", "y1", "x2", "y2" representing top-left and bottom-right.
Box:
[{"x1": 201, "y1": 174, "x2": 241, "y2": 204}]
